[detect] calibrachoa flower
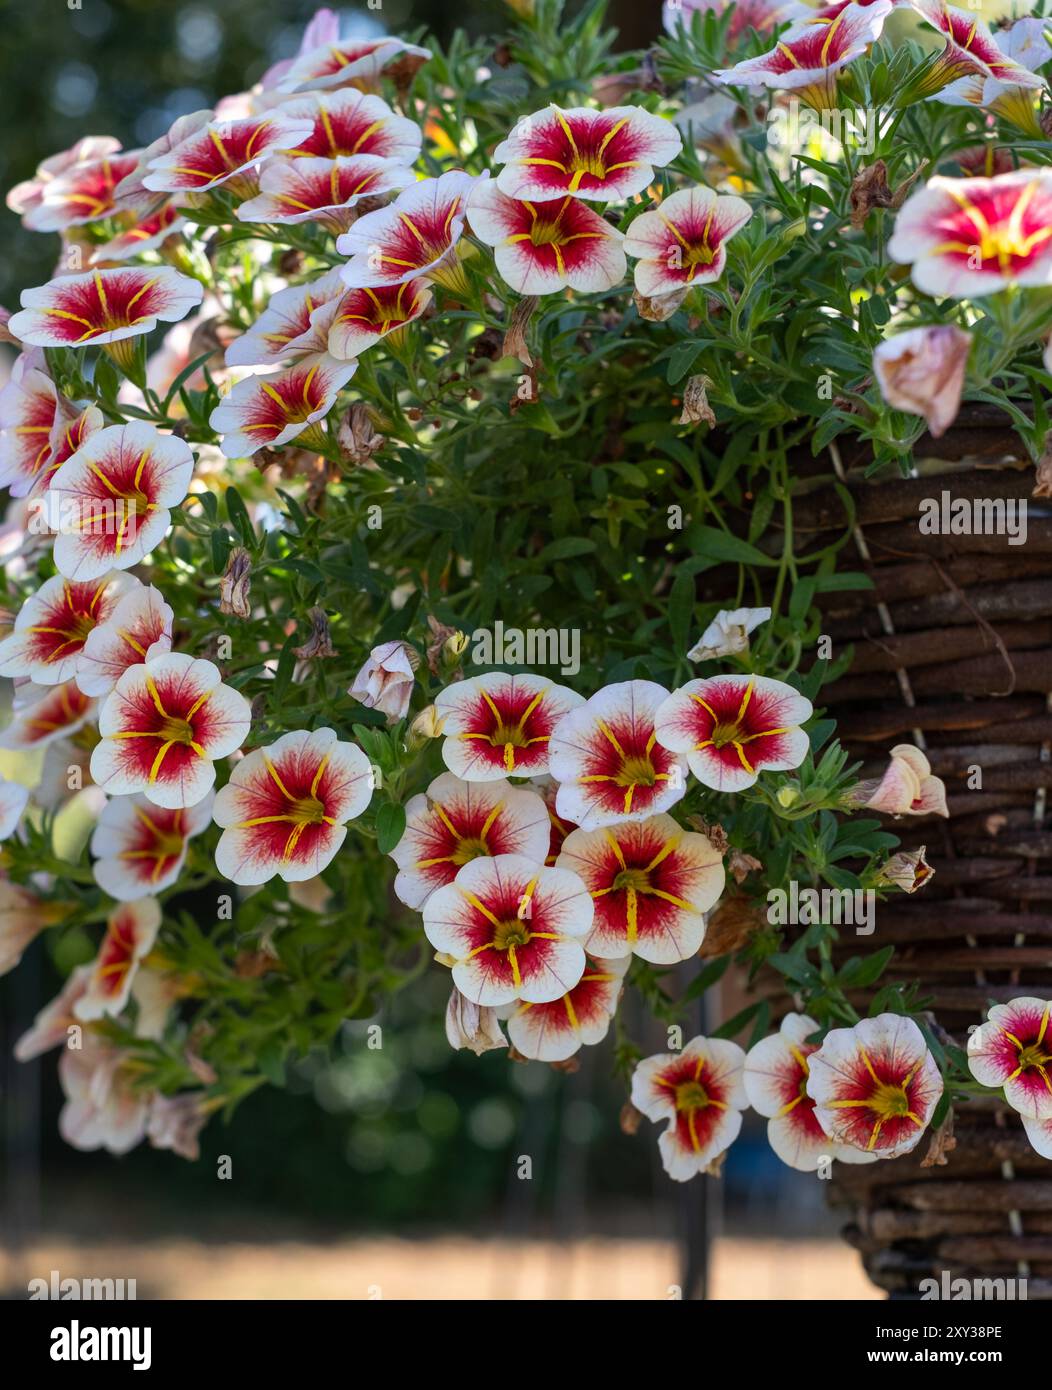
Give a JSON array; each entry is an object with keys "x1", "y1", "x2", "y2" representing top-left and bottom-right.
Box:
[
  {"x1": 141, "y1": 110, "x2": 314, "y2": 196},
  {"x1": 909, "y1": 0, "x2": 1047, "y2": 98},
  {"x1": 873, "y1": 325, "x2": 970, "y2": 438},
  {"x1": 713, "y1": 2, "x2": 894, "y2": 110},
  {"x1": 664, "y1": 0, "x2": 800, "y2": 38},
  {"x1": 91, "y1": 792, "x2": 214, "y2": 900},
  {"x1": 91, "y1": 203, "x2": 187, "y2": 262},
  {"x1": 278, "y1": 88, "x2": 423, "y2": 164},
  {"x1": 557, "y1": 813, "x2": 725, "y2": 963},
  {"x1": 434, "y1": 672, "x2": 584, "y2": 781},
  {"x1": 889, "y1": 170, "x2": 1052, "y2": 297},
  {"x1": 445, "y1": 987, "x2": 507, "y2": 1055},
  {"x1": 494, "y1": 104, "x2": 682, "y2": 202},
  {"x1": 8, "y1": 267, "x2": 203, "y2": 370},
  {"x1": 845, "y1": 743, "x2": 949, "y2": 817},
  {"x1": 0, "y1": 680, "x2": 95, "y2": 751},
  {"x1": 391, "y1": 772, "x2": 551, "y2": 909},
  {"x1": 59, "y1": 1035, "x2": 149, "y2": 1155},
  {"x1": 14, "y1": 964, "x2": 92, "y2": 1060},
  {"x1": 0, "y1": 571, "x2": 137, "y2": 685},
  {"x1": 76, "y1": 581, "x2": 173, "y2": 698},
  {"x1": 327, "y1": 278, "x2": 432, "y2": 360},
  {"x1": 91, "y1": 652, "x2": 252, "y2": 809},
  {"x1": 467, "y1": 184, "x2": 626, "y2": 295},
  {"x1": 967, "y1": 996, "x2": 1052, "y2": 1120},
  {"x1": 7, "y1": 135, "x2": 122, "y2": 221},
  {"x1": 744, "y1": 1013, "x2": 878, "y2": 1171},
  {"x1": 48, "y1": 420, "x2": 195, "y2": 582},
  {"x1": 31, "y1": 404, "x2": 105, "y2": 500},
  {"x1": 0, "y1": 352, "x2": 74, "y2": 497},
  {"x1": 224, "y1": 268, "x2": 348, "y2": 367},
  {"x1": 654, "y1": 674, "x2": 813, "y2": 793},
  {"x1": 21, "y1": 149, "x2": 144, "y2": 233},
  {"x1": 806, "y1": 1013, "x2": 943, "y2": 1158},
  {"x1": 276, "y1": 35, "x2": 432, "y2": 95},
  {"x1": 874, "y1": 846, "x2": 934, "y2": 893},
  {"x1": 74, "y1": 897, "x2": 162, "y2": 1022},
  {"x1": 336, "y1": 171, "x2": 484, "y2": 292},
  {"x1": 146, "y1": 1092, "x2": 209, "y2": 1161},
  {"x1": 931, "y1": 18, "x2": 1051, "y2": 138},
  {"x1": 631, "y1": 1036, "x2": 748, "y2": 1181},
  {"x1": 212, "y1": 727, "x2": 373, "y2": 884},
  {"x1": 422, "y1": 854, "x2": 594, "y2": 1006},
  {"x1": 236, "y1": 154, "x2": 414, "y2": 230},
  {"x1": 687, "y1": 605, "x2": 771, "y2": 662},
  {"x1": 209, "y1": 353, "x2": 357, "y2": 457},
  {"x1": 0, "y1": 883, "x2": 66, "y2": 976},
  {"x1": 0, "y1": 774, "x2": 30, "y2": 839},
  {"x1": 624, "y1": 186, "x2": 751, "y2": 295},
  {"x1": 348, "y1": 639, "x2": 418, "y2": 722},
  {"x1": 548, "y1": 679, "x2": 688, "y2": 829},
  {"x1": 506, "y1": 953, "x2": 629, "y2": 1062}
]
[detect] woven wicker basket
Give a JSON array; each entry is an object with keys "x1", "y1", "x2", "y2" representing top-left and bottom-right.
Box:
[{"x1": 772, "y1": 412, "x2": 1052, "y2": 1297}]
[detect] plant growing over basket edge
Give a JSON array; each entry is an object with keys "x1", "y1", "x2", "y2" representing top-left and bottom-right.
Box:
[{"x1": 1, "y1": 0, "x2": 1051, "y2": 1177}]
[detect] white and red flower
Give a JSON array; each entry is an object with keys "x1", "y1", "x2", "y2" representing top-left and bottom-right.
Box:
[
  {"x1": 506, "y1": 953, "x2": 629, "y2": 1062},
  {"x1": 348, "y1": 639, "x2": 418, "y2": 722},
  {"x1": 0, "y1": 680, "x2": 95, "y2": 751},
  {"x1": 687, "y1": 606, "x2": 771, "y2": 663},
  {"x1": 888, "y1": 169, "x2": 1052, "y2": 298},
  {"x1": 14, "y1": 964, "x2": 92, "y2": 1060},
  {"x1": 422, "y1": 854, "x2": 594, "y2": 1006},
  {"x1": 337, "y1": 171, "x2": 484, "y2": 292},
  {"x1": 8, "y1": 267, "x2": 203, "y2": 354},
  {"x1": 909, "y1": 0, "x2": 1047, "y2": 95},
  {"x1": 327, "y1": 278, "x2": 432, "y2": 360},
  {"x1": 391, "y1": 771, "x2": 551, "y2": 909},
  {"x1": 663, "y1": 0, "x2": 801, "y2": 41},
  {"x1": 59, "y1": 1034, "x2": 149, "y2": 1155},
  {"x1": 434, "y1": 672, "x2": 584, "y2": 782},
  {"x1": 713, "y1": 2, "x2": 893, "y2": 109},
  {"x1": 212, "y1": 727, "x2": 373, "y2": 884},
  {"x1": 655, "y1": 674, "x2": 812, "y2": 793},
  {"x1": 557, "y1": 813, "x2": 725, "y2": 963},
  {"x1": 0, "y1": 353, "x2": 75, "y2": 498},
  {"x1": 237, "y1": 154, "x2": 413, "y2": 229},
  {"x1": 276, "y1": 36, "x2": 432, "y2": 95},
  {"x1": 209, "y1": 353, "x2": 357, "y2": 457},
  {"x1": 91, "y1": 203, "x2": 187, "y2": 262},
  {"x1": 806, "y1": 1012, "x2": 944, "y2": 1158},
  {"x1": 74, "y1": 898, "x2": 162, "y2": 1022},
  {"x1": 846, "y1": 743, "x2": 949, "y2": 817},
  {"x1": 548, "y1": 680, "x2": 688, "y2": 829},
  {"x1": 745, "y1": 1013, "x2": 878, "y2": 1171},
  {"x1": 7, "y1": 136, "x2": 122, "y2": 220},
  {"x1": 22, "y1": 149, "x2": 145, "y2": 233},
  {"x1": 0, "y1": 774, "x2": 30, "y2": 840},
  {"x1": 277, "y1": 88, "x2": 422, "y2": 163},
  {"x1": 631, "y1": 1035, "x2": 749, "y2": 1181},
  {"x1": 494, "y1": 104, "x2": 682, "y2": 203},
  {"x1": 48, "y1": 420, "x2": 195, "y2": 582},
  {"x1": 873, "y1": 325, "x2": 971, "y2": 439},
  {"x1": 931, "y1": 18, "x2": 1050, "y2": 137},
  {"x1": 468, "y1": 183, "x2": 626, "y2": 295},
  {"x1": 142, "y1": 110, "x2": 314, "y2": 196},
  {"x1": 77, "y1": 581, "x2": 173, "y2": 698},
  {"x1": 91, "y1": 652, "x2": 252, "y2": 809},
  {"x1": 624, "y1": 186, "x2": 752, "y2": 295},
  {"x1": 0, "y1": 571, "x2": 137, "y2": 685},
  {"x1": 0, "y1": 882, "x2": 64, "y2": 976},
  {"x1": 968, "y1": 996, "x2": 1052, "y2": 1120},
  {"x1": 31, "y1": 404, "x2": 106, "y2": 502},
  {"x1": 225, "y1": 268, "x2": 348, "y2": 367},
  {"x1": 91, "y1": 792, "x2": 213, "y2": 900}
]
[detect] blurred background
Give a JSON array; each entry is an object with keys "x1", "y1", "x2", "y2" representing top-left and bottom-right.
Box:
[{"x1": 0, "y1": 0, "x2": 876, "y2": 1299}]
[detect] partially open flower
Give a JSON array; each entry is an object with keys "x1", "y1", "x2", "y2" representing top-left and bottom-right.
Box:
[
  {"x1": 550, "y1": 680, "x2": 688, "y2": 829},
  {"x1": 59, "y1": 1034, "x2": 148, "y2": 1155},
  {"x1": 873, "y1": 324, "x2": 970, "y2": 438},
  {"x1": 237, "y1": 154, "x2": 413, "y2": 230},
  {"x1": 846, "y1": 743, "x2": 948, "y2": 817},
  {"x1": 31, "y1": 405, "x2": 106, "y2": 502},
  {"x1": 14, "y1": 964, "x2": 92, "y2": 1059},
  {"x1": 0, "y1": 572, "x2": 136, "y2": 686},
  {"x1": 0, "y1": 774, "x2": 30, "y2": 840},
  {"x1": 0, "y1": 680, "x2": 95, "y2": 751},
  {"x1": 655, "y1": 674, "x2": 812, "y2": 793},
  {"x1": 336, "y1": 170, "x2": 485, "y2": 293},
  {"x1": 968, "y1": 996, "x2": 1052, "y2": 1120},
  {"x1": 506, "y1": 953, "x2": 629, "y2": 1062},
  {"x1": 74, "y1": 897, "x2": 162, "y2": 1022},
  {"x1": 687, "y1": 606, "x2": 771, "y2": 662},
  {"x1": 328, "y1": 278, "x2": 432, "y2": 360},
  {"x1": 22, "y1": 149, "x2": 145, "y2": 233},
  {"x1": 77, "y1": 582, "x2": 173, "y2": 698},
  {"x1": 908, "y1": 0, "x2": 1047, "y2": 100},
  {"x1": 391, "y1": 771, "x2": 551, "y2": 909},
  {"x1": 435, "y1": 672, "x2": 585, "y2": 782},
  {"x1": 210, "y1": 353, "x2": 357, "y2": 457},
  {"x1": 930, "y1": 18, "x2": 1050, "y2": 138},
  {"x1": 631, "y1": 1035, "x2": 749, "y2": 1181},
  {"x1": 445, "y1": 987, "x2": 508, "y2": 1055},
  {"x1": 91, "y1": 652, "x2": 252, "y2": 809},
  {"x1": 494, "y1": 104, "x2": 682, "y2": 202},
  {"x1": 146, "y1": 1091, "x2": 208, "y2": 1161},
  {"x1": 0, "y1": 882, "x2": 66, "y2": 976},
  {"x1": 467, "y1": 184, "x2": 626, "y2": 295},
  {"x1": 422, "y1": 853, "x2": 594, "y2": 1006},
  {"x1": 8, "y1": 136, "x2": 122, "y2": 221},
  {"x1": 276, "y1": 36, "x2": 432, "y2": 95},
  {"x1": 875, "y1": 846, "x2": 935, "y2": 893},
  {"x1": 349, "y1": 639, "x2": 419, "y2": 722},
  {"x1": 625, "y1": 186, "x2": 751, "y2": 296},
  {"x1": 557, "y1": 813, "x2": 725, "y2": 963},
  {"x1": 91, "y1": 203, "x2": 187, "y2": 263},
  {"x1": 48, "y1": 420, "x2": 195, "y2": 582},
  {"x1": 92, "y1": 791, "x2": 214, "y2": 900},
  {"x1": 276, "y1": 88, "x2": 423, "y2": 163},
  {"x1": 213, "y1": 726, "x2": 373, "y2": 884},
  {"x1": 806, "y1": 1012, "x2": 943, "y2": 1158},
  {"x1": 0, "y1": 353, "x2": 75, "y2": 498},
  {"x1": 142, "y1": 111, "x2": 314, "y2": 196},
  {"x1": 889, "y1": 169, "x2": 1052, "y2": 297},
  {"x1": 745, "y1": 1013, "x2": 879, "y2": 1171},
  {"x1": 225, "y1": 268, "x2": 347, "y2": 368}
]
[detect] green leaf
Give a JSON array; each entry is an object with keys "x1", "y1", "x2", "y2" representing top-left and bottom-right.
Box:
[{"x1": 375, "y1": 802, "x2": 406, "y2": 855}]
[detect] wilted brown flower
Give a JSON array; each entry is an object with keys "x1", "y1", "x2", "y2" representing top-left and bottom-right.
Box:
[
  {"x1": 699, "y1": 894, "x2": 766, "y2": 957},
  {"x1": 849, "y1": 158, "x2": 927, "y2": 230},
  {"x1": 634, "y1": 287, "x2": 688, "y2": 322},
  {"x1": 218, "y1": 546, "x2": 252, "y2": 619},
  {"x1": 337, "y1": 404, "x2": 385, "y2": 465},
  {"x1": 294, "y1": 607, "x2": 336, "y2": 661},
  {"x1": 503, "y1": 295, "x2": 538, "y2": 367},
  {"x1": 679, "y1": 374, "x2": 716, "y2": 427}
]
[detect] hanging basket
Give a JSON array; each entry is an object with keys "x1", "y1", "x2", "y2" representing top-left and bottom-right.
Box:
[{"x1": 776, "y1": 413, "x2": 1052, "y2": 1297}]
